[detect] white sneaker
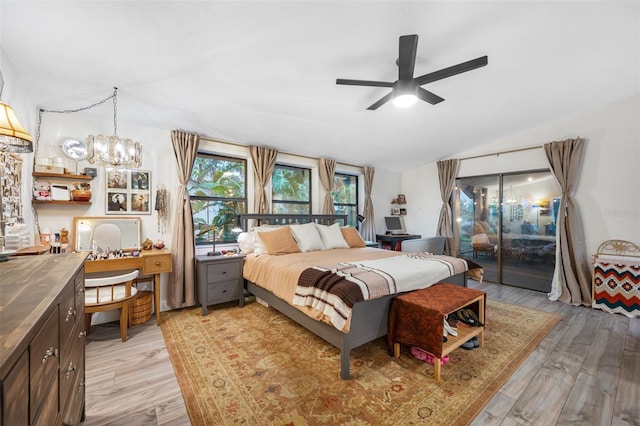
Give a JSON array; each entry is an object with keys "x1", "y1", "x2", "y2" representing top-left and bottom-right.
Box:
[{"x1": 443, "y1": 317, "x2": 458, "y2": 336}]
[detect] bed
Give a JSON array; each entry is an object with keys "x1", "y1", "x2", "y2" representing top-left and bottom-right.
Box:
[{"x1": 239, "y1": 213, "x2": 475, "y2": 379}]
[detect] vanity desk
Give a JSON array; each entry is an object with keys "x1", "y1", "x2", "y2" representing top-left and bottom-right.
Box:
[
  {"x1": 73, "y1": 216, "x2": 173, "y2": 325},
  {"x1": 83, "y1": 249, "x2": 172, "y2": 325}
]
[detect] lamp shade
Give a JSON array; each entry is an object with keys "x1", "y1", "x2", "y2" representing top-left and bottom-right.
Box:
[{"x1": 0, "y1": 102, "x2": 33, "y2": 153}]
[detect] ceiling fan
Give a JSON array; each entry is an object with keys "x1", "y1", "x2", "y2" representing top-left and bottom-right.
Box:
[{"x1": 336, "y1": 34, "x2": 488, "y2": 110}]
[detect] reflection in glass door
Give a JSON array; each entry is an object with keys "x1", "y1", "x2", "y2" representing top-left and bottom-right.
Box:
[{"x1": 453, "y1": 170, "x2": 561, "y2": 292}]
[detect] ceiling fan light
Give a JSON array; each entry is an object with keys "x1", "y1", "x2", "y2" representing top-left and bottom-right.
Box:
[{"x1": 393, "y1": 94, "x2": 417, "y2": 108}]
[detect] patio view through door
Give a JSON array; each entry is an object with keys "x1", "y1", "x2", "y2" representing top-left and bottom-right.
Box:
[{"x1": 453, "y1": 170, "x2": 561, "y2": 292}]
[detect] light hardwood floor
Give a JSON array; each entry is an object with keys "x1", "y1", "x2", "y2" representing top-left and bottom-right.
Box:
[{"x1": 81, "y1": 281, "x2": 640, "y2": 425}]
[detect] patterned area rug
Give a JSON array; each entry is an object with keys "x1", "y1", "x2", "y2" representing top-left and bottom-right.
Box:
[{"x1": 161, "y1": 299, "x2": 561, "y2": 425}]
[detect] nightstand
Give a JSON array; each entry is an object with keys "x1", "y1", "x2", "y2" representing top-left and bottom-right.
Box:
[{"x1": 195, "y1": 254, "x2": 246, "y2": 315}]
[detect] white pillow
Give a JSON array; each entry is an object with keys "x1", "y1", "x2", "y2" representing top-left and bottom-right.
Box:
[
  {"x1": 252, "y1": 225, "x2": 282, "y2": 255},
  {"x1": 289, "y1": 222, "x2": 326, "y2": 252},
  {"x1": 315, "y1": 223, "x2": 349, "y2": 249},
  {"x1": 236, "y1": 232, "x2": 255, "y2": 254}
]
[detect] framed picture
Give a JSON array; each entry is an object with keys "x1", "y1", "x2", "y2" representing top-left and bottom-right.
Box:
[
  {"x1": 391, "y1": 207, "x2": 401, "y2": 215},
  {"x1": 106, "y1": 168, "x2": 151, "y2": 215}
]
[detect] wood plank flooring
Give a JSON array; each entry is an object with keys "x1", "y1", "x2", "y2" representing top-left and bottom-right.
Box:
[{"x1": 80, "y1": 281, "x2": 640, "y2": 425}]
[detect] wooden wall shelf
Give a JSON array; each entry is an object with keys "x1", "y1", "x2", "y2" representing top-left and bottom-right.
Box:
[
  {"x1": 32, "y1": 172, "x2": 93, "y2": 180},
  {"x1": 32, "y1": 200, "x2": 91, "y2": 206}
]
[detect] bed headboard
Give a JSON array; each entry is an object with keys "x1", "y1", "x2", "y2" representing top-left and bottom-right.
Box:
[{"x1": 238, "y1": 214, "x2": 348, "y2": 231}]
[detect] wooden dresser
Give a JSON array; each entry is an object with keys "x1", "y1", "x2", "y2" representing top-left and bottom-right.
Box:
[{"x1": 0, "y1": 253, "x2": 87, "y2": 425}]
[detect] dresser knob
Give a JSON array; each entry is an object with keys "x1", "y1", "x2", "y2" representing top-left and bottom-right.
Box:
[
  {"x1": 42, "y1": 347, "x2": 58, "y2": 364},
  {"x1": 65, "y1": 362, "x2": 77, "y2": 378},
  {"x1": 78, "y1": 331, "x2": 87, "y2": 338},
  {"x1": 155, "y1": 261, "x2": 161, "y2": 266},
  {"x1": 66, "y1": 307, "x2": 77, "y2": 322}
]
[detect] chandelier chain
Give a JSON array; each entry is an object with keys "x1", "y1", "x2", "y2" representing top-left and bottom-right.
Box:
[
  {"x1": 31, "y1": 87, "x2": 119, "y2": 242},
  {"x1": 113, "y1": 88, "x2": 118, "y2": 136},
  {"x1": 33, "y1": 88, "x2": 118, "y2": 165}
]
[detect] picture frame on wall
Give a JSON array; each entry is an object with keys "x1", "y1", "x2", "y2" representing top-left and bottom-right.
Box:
[{"x1": 106, "y1": 168, "x2": 152, "y2": 215}]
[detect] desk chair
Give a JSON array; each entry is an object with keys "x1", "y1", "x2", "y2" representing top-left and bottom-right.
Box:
[
  {"x1": 84, "y1": 223, "x2": 138, "y2": 342},
  {"x1": 85, "y1": 270, "x2": 139, "y2": 342}
]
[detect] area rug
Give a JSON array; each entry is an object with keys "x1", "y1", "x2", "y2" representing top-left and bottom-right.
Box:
[{"x1": 161, "y1": 299, "x2": 561, "y2": 425}]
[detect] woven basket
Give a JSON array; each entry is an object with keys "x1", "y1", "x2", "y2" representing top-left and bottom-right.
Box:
[{"x1": 130, "y1": 291, "x2": 153, "y2": 325}]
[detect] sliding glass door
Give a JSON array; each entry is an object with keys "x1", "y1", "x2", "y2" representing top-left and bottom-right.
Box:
[{"x1": 453, "y1": 170, "x2": 560, "y2": 292}]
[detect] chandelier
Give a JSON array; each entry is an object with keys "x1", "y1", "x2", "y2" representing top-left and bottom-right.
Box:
[{"x1": 87, "y1": 87, "x2": 141, "y2": 168}]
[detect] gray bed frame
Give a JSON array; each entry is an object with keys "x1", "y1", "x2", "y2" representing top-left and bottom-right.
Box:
[{"x1": 239, "y1": 214, "x2": 467, "y2": 379}]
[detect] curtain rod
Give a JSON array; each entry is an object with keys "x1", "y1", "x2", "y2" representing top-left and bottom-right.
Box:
[
  {"x1": 199, "y1": 136, "x2": 363, "y2": 169},
  {"x1": 458, "y1": 145, "x2": 542, "y2": 161}
]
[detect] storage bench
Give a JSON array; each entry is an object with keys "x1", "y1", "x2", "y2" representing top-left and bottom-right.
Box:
[{"x1": 388, "y1": 283, "x2": 486, "y2": 381}]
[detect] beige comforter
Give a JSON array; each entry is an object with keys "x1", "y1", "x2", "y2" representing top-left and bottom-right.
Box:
[{"x1": 243, "y1": 247, "x2": 399, "y2": 329}]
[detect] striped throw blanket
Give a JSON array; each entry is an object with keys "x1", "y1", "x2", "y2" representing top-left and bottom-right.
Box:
[{"x1": 292, "y1": 253, "x2": 473, "y2": 331}]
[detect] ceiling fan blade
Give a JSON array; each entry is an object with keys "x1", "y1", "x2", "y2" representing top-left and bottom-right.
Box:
[
  {"x1": 336, "y1": 78, "x2": 394, "y2": 88},
  {"x1": 366, "y1": 92, "x2": 393, "y2": 110},
  {"x1": 414, "y1": 55, "x2": 488, "y2": 86},
  {"x1": 398, "y1": 34, "x2": 418, "y2": 81},
  {"x1": 417, "y1": 87, "x2": 445, "y2": 105}
]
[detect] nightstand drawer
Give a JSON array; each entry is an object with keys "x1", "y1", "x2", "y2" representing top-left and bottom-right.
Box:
[
  {"x1": 195, "y1": 254, "x2": 246, "y2": 315},
  {"x1": 205, "y1": 261, "x2": 241, "y2": 282},
  {"x1": 206, "y1": 280, "x2": 241, "y2": 304}
]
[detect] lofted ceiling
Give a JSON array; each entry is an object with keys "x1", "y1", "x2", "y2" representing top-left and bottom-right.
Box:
[{"x1": 2, "y1": 1, "x2": 638, "y2": 173}]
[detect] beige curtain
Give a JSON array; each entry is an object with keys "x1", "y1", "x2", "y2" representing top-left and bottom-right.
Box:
[
  {"x1": 319, "y1": 157, "x2": 336, "y2": 214},
  {"x1": 544, "y1": 137, "x2": 591, "y2": 306},
  {"x1": 168, "y1": 130, "x2": 199, "y2": 308},
  {"x1": 436, "y1": 159, "x2": 460, "y2": 256},
  {"x1": 362, "y1": 166, "x2": 376, "y2": 241},
  {"x1": 250, "y1": 146, "x2": 278, "y2": 213}
]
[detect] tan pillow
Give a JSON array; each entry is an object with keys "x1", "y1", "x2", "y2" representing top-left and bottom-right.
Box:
[
  {"x1": 340, "y1": 227, "x2": 366, "y2": 248},
  {"x1": 257, "y1": 226, "x2": 301, "y2": 255}
]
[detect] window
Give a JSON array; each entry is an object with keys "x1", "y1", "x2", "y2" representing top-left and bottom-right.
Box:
[
  {"x1": 272, "y1": 165, "x2": 311, "y2": 214},
  {"x1": 332, "y1": 173, "x2": 359, "y2": 226},
  {"x1": 188, "y1": 153, "x2": 246, "y2": 244}
]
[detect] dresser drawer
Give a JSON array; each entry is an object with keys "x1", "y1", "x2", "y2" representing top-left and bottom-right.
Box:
[
  {"x1": 29, "y1": 308, "x2": 59, "y2": 423},
  {"x1": 143, "y1": 253, "x2": 172, "y2": 274},
  {"x1": 60, "y1": 321, "x2": 85, "y2": 410},
  {"x1": 59, "y1": 284, "x2": 77, "y2": 351},
  {"x1": 206, "y1": 280, "x2": 241, "y2": 304},
  {"x1": 1, "y1": 350, "x2": 29, "y2": 426},
  {"x1": 205, "y1": 261, "x2": 241, "y2": 283}
]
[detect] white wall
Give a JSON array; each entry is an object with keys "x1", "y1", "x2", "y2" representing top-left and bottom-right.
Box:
[
  {"x1": 21, "y1": 117, "x2": 402, "y2": 318},
  {"x1": 402, "y1": 95, "x2": 640, "y2": 256}
]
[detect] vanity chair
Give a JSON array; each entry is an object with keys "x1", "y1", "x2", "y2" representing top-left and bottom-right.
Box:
[{"x1": 84, "y1": 223, "x2": 139, "y2": 342}]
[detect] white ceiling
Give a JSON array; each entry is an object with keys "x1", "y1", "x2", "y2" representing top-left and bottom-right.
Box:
[{"x1": 2, "y1": 1, "x2": 638, "y2": 173}]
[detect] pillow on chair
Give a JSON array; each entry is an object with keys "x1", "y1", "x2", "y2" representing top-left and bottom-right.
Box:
[{"x1": 471, "y1": 233, "x2": 491, "y2": 246}]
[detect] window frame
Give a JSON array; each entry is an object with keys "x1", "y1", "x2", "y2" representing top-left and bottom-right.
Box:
[
  {"x1": 188, "y1": 152, "x2": 247, "y2": 245},
  {"x1": 332, "y1": 172, "x2": 359, "y2": 227},
  {"x1": 271, "y1": 164, "x2": 312, "y2": 214}
]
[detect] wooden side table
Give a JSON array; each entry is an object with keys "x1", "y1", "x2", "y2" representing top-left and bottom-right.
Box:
[
  {"x1": 195, "y1": 254, "x2": 246, "y2": 315},
  {"x1": 388, "y1": 283, "x2": 486, "y2": 381}
]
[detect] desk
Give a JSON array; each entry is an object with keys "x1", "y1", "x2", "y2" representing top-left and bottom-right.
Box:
[
  {"x1": 84, "y1": 248, "x2": 172, "y2": 325},
  {"x1": 376, "y1": 234, "x2": 421, "y2": 251}
]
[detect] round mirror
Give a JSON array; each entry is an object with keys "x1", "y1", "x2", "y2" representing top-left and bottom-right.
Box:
[{"x1": 62, "y1": 138, "x2": 87, "y2": 161}]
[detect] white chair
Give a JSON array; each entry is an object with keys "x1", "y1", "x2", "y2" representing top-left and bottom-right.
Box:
[
  {"x1": 85, "y1": 223, "x2": 139, "y2": 342},
  {"x1": 85, "y1": 270, "x2": 139, "y2": 342}
]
